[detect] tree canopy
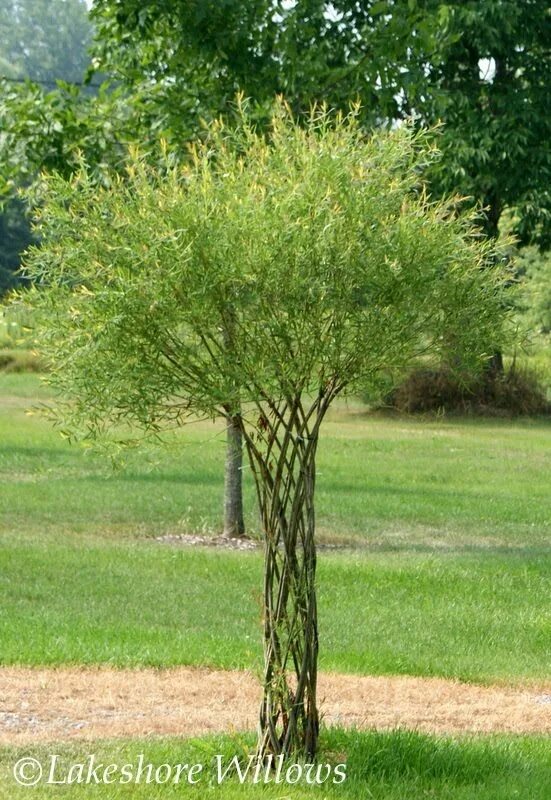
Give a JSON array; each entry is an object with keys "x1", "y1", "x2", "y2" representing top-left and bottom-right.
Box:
[
  {"x1": 23, "y1": 105, "x2": 510, "y2": 429},
  {"x1": 90, "y1": 0, "x2": 446, "y2": 140},
  {"x1": 421, "y1": 0, "x2": 551, "y2": 247},
  {"x1": 90, "y1": 0, "x2": 550, "y2": 247},
  {"x1": 2, "y1": 0, "x2": 548, "y2": 295}
]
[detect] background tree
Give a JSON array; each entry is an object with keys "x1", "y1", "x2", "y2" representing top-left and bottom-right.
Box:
[
  {"x1": 0, "y1": 79, "x2": 130, "y2": 293},
  {"x1": 420, "y1": 0, "x2": 551, "y2": 249},
  {"x1": 21, "y1": 104, "x2": 511, "y2": 757},
  {"x1": 415, "y1": 0, "x2": 550, "y2": 375},
  {"x1": 5, "y1": 1, "x2": 548, "y2": 282},
  {"x1": 0, "y1": 81, "x2": 128, "y2": 193},
  {"x1": 89, "y1": 0, "x2": 446, "y2": 141},
  {"x1": 90, "y1": 0, "x2": 550, "y2": 248},
  {"x1": 0, "y1": 0, "x2": 92, "y2": 83},
  {"x1": 0, "y1": 0, "x2": 98, "y2": 292}
]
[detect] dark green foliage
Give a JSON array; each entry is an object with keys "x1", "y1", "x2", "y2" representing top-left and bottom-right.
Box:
[
  {"x1": 0, "y1": 79, "x2": 134, "y2": 296},
  {"x1": 0, "y1": 79, "x2": 129, "y2": 197},
  {"x1": 90, "y1": 0, "x2": 551, "y2": 248},
  {"x1": 422, "y1": 0, "x2": 551, "y2": 248},
  {"x1": 90, "y1": 0, "x2": 445, "y2": 142},
  {"x1": 3, "y1": 0, "x2": 549, "y2": 294},
  {"x1": 0, "y1": 198, "x2": 34, "y2": 293}
]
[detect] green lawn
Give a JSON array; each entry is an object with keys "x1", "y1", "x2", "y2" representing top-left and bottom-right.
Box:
[
  {"x1": 1, "y1": 533, "x2": 549, "y2": 682},
  {"x1": 1, "y1": 731, "x2": 549, "y2": 800},
  {"x1": 0, "y1": 374, "x2": 549, "y2": 681}
]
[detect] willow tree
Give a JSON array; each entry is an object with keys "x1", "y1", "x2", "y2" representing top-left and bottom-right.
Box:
[{"x1": 22, "y1": 103, "x2": 509, "y2": 758}]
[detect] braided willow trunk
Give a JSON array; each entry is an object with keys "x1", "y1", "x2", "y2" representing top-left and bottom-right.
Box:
[{"x1": 242, "y1": 393, "x2": 333, "y2": 760}]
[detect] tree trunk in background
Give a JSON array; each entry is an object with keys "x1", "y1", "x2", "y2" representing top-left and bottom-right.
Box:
[
  {"x1": 223, "y1": 414, "x2": 245, "y2": 537},
  {"x1": 221, "y1": 309, "x2": 246, "y2": 539}
]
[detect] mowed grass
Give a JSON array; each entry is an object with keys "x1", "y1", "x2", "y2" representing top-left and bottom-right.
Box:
[
  {"x1": 0, "y1": 731, "x2": 549, "y2": 800},
  {"x1": 0, "y1": 531, "x2": 549, "y2": 681},
  {"x1": 0, "y1": 374, "x2": 550, "y2": 681},
  {"x1": 1, "y1": 374, "x2": 550, "y2": 549}
]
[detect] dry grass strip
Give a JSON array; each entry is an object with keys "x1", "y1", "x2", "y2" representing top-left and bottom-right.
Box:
[{"x1": 0, "y1": 667, "x2": 549, "y2": 745}]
